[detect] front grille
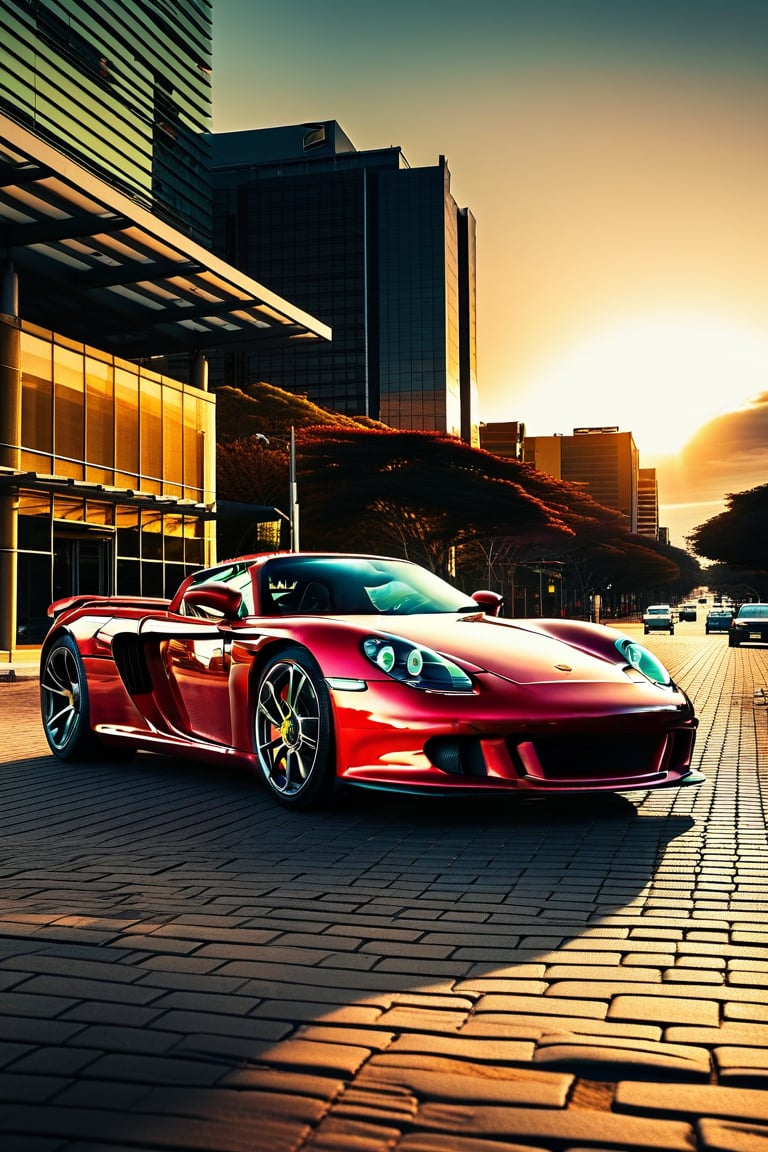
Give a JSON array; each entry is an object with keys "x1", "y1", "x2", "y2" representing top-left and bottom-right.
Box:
[{"x1": 512, "y1": 733, "x2": 666, "y2": 783}]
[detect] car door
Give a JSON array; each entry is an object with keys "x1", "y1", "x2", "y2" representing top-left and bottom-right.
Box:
[{"x1": 139, "y1": 614, "x2": 235, "y2": 747}]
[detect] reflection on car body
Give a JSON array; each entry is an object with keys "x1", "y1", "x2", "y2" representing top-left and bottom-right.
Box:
[{"x1": 38, "y1": 552, "x2": 702, "y2": 811}]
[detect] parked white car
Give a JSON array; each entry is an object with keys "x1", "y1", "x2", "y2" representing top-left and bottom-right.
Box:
[{"x1": 643, "y1": 604, "x2": 674, "y2": 635}]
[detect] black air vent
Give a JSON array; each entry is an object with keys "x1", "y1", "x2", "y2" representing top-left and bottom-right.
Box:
[{"x1": 111, "y1": 634, "x2": 153, "y2": 695}]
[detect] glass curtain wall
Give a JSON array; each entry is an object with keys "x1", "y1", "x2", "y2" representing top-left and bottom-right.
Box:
[{"x1": 14, "y1": 322, "x2": 214, "y2": 643}]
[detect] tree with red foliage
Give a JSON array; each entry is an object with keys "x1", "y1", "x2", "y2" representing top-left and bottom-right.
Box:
[{"x1": 297, "y1": 426, "x2": 573, "y2": 576}]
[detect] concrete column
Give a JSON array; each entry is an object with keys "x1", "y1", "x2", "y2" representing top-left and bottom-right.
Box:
[
  {"x1": 192, "y1": 350, "x2": 208, "y2": 391},
  {"x1": 0, "y1": 261, "x2": 18, "y2": 318}
]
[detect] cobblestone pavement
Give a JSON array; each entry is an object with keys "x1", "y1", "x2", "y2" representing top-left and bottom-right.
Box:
[{"x1": 0, "y1": 626, "x2": 767, "y2": 1151}]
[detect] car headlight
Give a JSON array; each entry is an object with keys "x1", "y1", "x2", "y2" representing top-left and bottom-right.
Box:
[
  {"x1": 615, "y1": 637, "x2": 672, "y2": 687},
  {"x1": 362, "y1": 636, "x2": 473, "y2": 691}
]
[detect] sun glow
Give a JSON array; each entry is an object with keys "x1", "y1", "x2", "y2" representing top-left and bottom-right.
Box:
[{"x1": 513, "y1": 311, "x2": 768, "y2": 457}]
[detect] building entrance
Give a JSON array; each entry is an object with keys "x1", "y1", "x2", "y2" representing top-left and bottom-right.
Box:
[{"x1": 53, "y1": 534, "x2": 113, "y2": 602}]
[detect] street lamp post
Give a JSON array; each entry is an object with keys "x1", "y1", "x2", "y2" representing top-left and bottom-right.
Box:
[{"x1": 289, "y1": 425, "x2": 299, "y2": 552}]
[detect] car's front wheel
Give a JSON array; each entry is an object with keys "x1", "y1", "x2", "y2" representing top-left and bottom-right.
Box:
[
  {"x1": 254, "y1": 645, "x2": 335, "y2": 809},
  {"x1": 40, "y1": 634, "x2": 98, "y2": 760}
]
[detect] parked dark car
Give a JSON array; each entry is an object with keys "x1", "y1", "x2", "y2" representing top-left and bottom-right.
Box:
[
  {"x1": 705, "y1": 608, "x2": 733, "y2": 635},
  {"x1": 678, "y1": 603, "x2": 697, "y2": 622},
  {"x1": 729, "y1": 604, "x2": 768, "y2": 647}
]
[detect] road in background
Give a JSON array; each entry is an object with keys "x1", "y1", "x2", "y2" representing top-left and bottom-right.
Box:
[{"x1": 0, "y1": 628, "x2": 767, "y2": 1151}]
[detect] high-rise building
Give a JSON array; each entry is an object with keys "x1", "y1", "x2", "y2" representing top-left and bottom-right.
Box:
[
  {"x1": 1, "y1": 0, "x2": 214, "y2": 244},
  {"x1": 638, "y1": 467, "x2": 660, "y2": 540},
  {"x1": 479, "y1": 421, "x2": 526, "y2": 460},
  {"x1": 0, "y1": 1, "x2": 329, "y2": 657},
  {"x1": 208, "y1": 122, "x2": 479, "y2": 444},
  {"x1": 523, "y1": 427, "x2": 640, "y2": 533}
]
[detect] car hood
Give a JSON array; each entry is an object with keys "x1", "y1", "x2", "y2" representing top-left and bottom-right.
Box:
[{"x1": 349, "y1": 612, "x2": 634, "y2": 687}]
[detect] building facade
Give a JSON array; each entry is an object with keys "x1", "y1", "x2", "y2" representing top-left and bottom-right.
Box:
[
  {"x1": 637, "y1": 467, "x2": 660, "y2": 540},
  {"x1": 523, "y1": 427, "x2": 640, "y2": 533},
  {"x1": 0, "y1": 2, "x2": 329, "y2": 658},
  {"x1": 2, "y1": 314, "x2": 216, "y2": 645},
  {"x1": 208, "y1": 122, "x2": 479, "y2": 444},
  {"x1": 1, "y1": 0, "x2": 214, "y2": 244},
  {"x1": 479, "y1": 421, "x2": 526, "y2": 460}
]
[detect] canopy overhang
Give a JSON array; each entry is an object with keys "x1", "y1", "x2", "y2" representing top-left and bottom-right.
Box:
[{"x1": 0, "y1": 114, "x2": 331, "y2": 360}]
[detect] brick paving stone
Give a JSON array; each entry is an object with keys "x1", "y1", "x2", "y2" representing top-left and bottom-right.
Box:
[
  {"x1": 409, "y1": 1102, "x2": 695, "y2": 1149},
  {"x1": 608, "y1": 994, "x2": 719, "y2": 1026},
  {"x1": 356, "y1": 1059, "x2": 573, "y2": 1108},
  {"x1": 531, "y1": 1034, "x2": 712, "y2": 1079},
  {"x1": 0, "y1": 1073, "x2": 70, "y2": 1104},
  {"x1": 395, "y1": 1137, "x2": 550, "y2": 1152},
  {"x1": 698, "y1": 1118, "x2": 768, "y2": 1151},
  {"x1": 667, "y1": 1022, "x2": 768, "y2": 1046},
  {"x1": 725, "y1": 1002, "x2": 768, "y2": 1022},
  {"x1": 461, "y1": 1013, "x2": 663, "y2": 1040},
  {"x1": 714, "y1": 1045, "x2": 768, "y2": 1086},
  {"x1": 473, "y1": 994, "x2": 607, "y2": 1019},
  {"x1": 615, "y1": 1081, "x2": 768, "y2": 1123}
]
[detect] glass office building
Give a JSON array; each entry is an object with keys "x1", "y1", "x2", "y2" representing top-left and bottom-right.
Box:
[
  {"x1": 0, "y1": 0, "x2": 213, "y2": 244},
  {"x1": 209, "y1": 122, "x2": 479, "y2": 444},
  {"x1": 3, "y1": 315, "x2": 216, "y2": 644},
  {"x1": 0, "y1": 4, "x2": 329, "y2": 659}
]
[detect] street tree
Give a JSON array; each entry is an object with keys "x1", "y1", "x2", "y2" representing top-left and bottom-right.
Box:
[
  {"x1": 297, "y1": 427, "x2": 573, "y2": 576},
  {"x1": 689, "y1": 484, "x2": 768, "y2": 571}
]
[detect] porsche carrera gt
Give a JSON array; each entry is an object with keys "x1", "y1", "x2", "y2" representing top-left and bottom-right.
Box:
[{"x1": 39, "y1": 553, "x2": 702, "y2": 809}]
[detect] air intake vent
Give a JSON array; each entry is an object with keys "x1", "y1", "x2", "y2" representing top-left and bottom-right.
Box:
[{"x1": 111, "y1": 634, "x2": 153, "y2": 695}]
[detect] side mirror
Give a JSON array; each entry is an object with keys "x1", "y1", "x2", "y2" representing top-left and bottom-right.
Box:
[
  {"x1": 471, "y1": 589, "x2": 504, "y2": 617},
  {"x1": 181, "y1": 583, "x2": 243, "y2": 619}
]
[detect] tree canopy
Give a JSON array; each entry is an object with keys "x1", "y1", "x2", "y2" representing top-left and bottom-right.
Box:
[
  {"x1": 296, "y1": 427, "x2": 572, "y2": 575},
  {"x1": 214, "y1": 388, "x2": 698, "y2": 602},
  {"x1": 689, "y1": 484, "x2": 768, "y2": 571}
]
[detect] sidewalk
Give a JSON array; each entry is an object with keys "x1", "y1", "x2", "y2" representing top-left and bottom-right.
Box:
[{"x1": 0, "y1": 631, "x2": 767, "y2": 1150}]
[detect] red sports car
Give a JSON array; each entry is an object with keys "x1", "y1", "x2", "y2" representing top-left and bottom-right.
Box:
[{"x1": 39, "y1": 553, "x2": 702, "y2": 809}]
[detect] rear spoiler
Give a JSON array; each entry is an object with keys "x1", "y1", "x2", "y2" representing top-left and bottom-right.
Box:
[{"x1": 48, "y1": 594, "x2": 170, "y2": 620}]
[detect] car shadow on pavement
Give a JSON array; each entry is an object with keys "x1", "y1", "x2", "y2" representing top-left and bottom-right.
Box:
[{"x1": 0, "y1": 736, "x2": 697, "y2": 1150}]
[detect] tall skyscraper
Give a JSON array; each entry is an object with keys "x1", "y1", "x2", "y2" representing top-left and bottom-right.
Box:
[
  {"x1": 1, "y1": 0, "x2": 214, "y2": 243},
  {"x1": 638, "y1": 467, "x2": 660, "y2": 540},
  {"x1": 523, "y1": 427, "x2": 640, "y2": 533},
  {"x1": 208, "y1": 121, "x2": 479, "y2": 444}
]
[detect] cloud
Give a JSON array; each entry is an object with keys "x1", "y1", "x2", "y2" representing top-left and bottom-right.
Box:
[{"x1": 653, "y1": 393, "x2": 768, "y2": 545}]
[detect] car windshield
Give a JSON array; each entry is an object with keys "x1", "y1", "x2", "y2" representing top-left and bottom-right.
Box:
[
  {"x1": 738, "y1": 605, "x2": 768, "y2": 618},
  {"x1": 261, "y1": 556, "x2": 478, "y2": 616},
  {"x1": 647, "y1": 608, "x2": 669, "y2": 616}
]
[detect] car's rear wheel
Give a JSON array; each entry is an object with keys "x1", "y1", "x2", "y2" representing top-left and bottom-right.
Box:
[
  {"x1": 40, "y1": 634, "x2": 98, "y2": 760},
  {"x1": 729, "y1": 635, "x2": 739, "y2": 647},
  {"x1": 254, "y1": 645, "x2": 335, "y2": 809}
]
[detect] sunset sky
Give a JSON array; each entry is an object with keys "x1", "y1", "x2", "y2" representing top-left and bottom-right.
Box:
[{"x1": 212, "y1": 0, "x2": 768, "y2": 550}]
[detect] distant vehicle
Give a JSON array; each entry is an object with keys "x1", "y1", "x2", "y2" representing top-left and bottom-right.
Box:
[
  {"x1": 705, "y1": 608, "x2": 733, "y2": 635},
  {"x1": 643, "y1": 604, "x2": 674, "y2": 635},
  {"x1": 729, "y1": 603, "x2": 768, "y2": 647},
  {"x1": 679, "y1": 603, "x2": 697, "y2": 622}
]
